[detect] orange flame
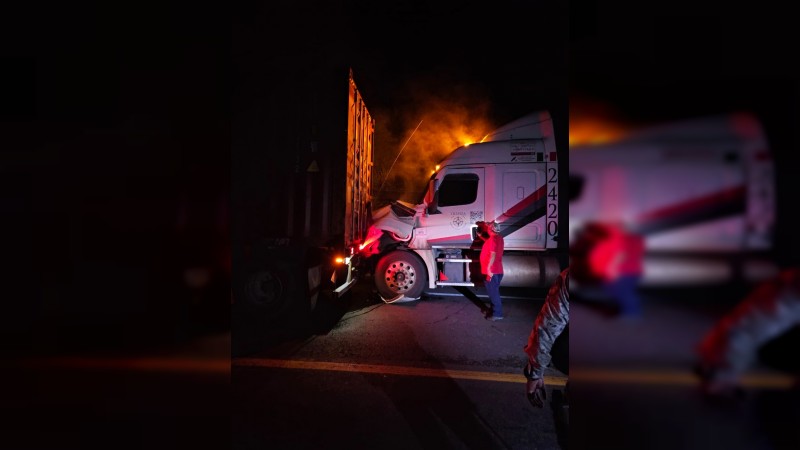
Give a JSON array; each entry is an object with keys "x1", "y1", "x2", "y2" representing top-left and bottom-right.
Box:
[
  {"x1": 569, "y1": 118, "x2": 629, "y2": 146},
  {"x1": 570, "y1": 98, "x2": 632, "y2": 147}
]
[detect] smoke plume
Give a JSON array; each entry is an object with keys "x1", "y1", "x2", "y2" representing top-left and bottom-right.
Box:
[{"x1": 372, "y1": 76, "x2": 496, "y2": 208}]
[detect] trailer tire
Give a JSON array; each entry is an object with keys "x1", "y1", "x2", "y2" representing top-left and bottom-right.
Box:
[
  {"x1": 375, "y1": 250, "x2": 427, "y2": 300},
  {"x1": 234, "y1": 260, "x2": 301, "y2": 323}
]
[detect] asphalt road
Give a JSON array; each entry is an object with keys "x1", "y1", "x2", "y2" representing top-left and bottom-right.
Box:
[
  {"x1": 569, "y1": 285, "x2": 800, "y2": 450},
  {"x1": 7, "y1": 278, "x2": 797, "y2": 449},
  {"x1": 233, "y1": 277, "x2": 569, "y2": 450}
]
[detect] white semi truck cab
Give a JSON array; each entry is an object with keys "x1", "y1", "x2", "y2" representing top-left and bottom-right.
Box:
[{"x1": 360, "y1": 111, "x2": 565, "y2": 301}]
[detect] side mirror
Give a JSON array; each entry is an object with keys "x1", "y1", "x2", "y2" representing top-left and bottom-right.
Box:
[
  {"x1": 424, "y1": 179, "x2": 434, "y2": 205},
  {"x1": 426, "y1": 178, "x2": 441, "y2": 214},
  {"x1": 470, "y1": 225, "x2": 479, "y2": 241},
  {"x1": 427, "y1": 190, "x2": 441, "y2": 214}
]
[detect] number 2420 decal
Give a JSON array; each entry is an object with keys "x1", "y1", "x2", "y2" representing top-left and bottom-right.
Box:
[{"x1": 547, "y1": 167, "x2": 558, "y2": 237}]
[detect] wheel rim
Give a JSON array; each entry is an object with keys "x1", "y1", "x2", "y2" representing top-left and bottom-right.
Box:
[
  {"x1": 384, "y1": 260, "x2": 417, "y2": 294},
  {"x1": 245, "y1": 270, "x2": 284, "y2": 310}
]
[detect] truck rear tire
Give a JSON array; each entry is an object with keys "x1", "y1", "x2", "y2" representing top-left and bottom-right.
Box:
[
  {"x1": 234, "y1": 260, "x2": 301, "y2": 322},
  {"x1": 375, "y1": 250, "x2": 427, "y2": 299}
]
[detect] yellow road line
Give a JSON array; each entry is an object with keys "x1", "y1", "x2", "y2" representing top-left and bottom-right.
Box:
[
  {"x1": 20, "y1": 355, "x2": 793, "y2": 390},
  {"x1": 233, "y1": 358, "x2": 568, "y2": 387},
  {"x1": 570, "y1": 367, "x2": 796, "y2": 389},
  {"x1": 232, "y1": 359, "x2": 797, "y2": 390}
]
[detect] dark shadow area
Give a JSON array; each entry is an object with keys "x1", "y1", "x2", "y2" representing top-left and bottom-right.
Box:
[
  {"x1": 549, "y1": 324, "x2": 569, "y2": 449},
  {"x1": 571, "y1": 288, "x2": 622, "y2": 318},
  {"x1": 232, "y1": 292, "x2": 344, "y2": 357},
  {"x1": 753, "y1": 387, "x2": 800, "y2": 449},
  {"x1": 310, "y1": 291, "x2": 357, "y2": 335},
  {"x1": 758, "y1": 324, "x2": 800, "y2": 373},
  {"x1": 231, "y1": 277, "x2": 371, "y2": 357},
  {"x1": 4, "y1": 362, "x2": 229, "y2": 450},
  {"x1": 551, "y1": 325, "x2": 569, "y2": 376},
  {"x1": 550, "y1": 389, "x2": 569, "y2": 450},
  {"x1": 231, "y1": 308, "x2": 313, "y2": 358},
  {"x1": 453, "y1": 286, "x2": 491, "y2": 315},
  {"x1": 2, "y1": 7, "x2": 231, "y2": 449},
  {"x1": 1, "y1": 0, "x2": 233, "y2": 359},
  {"x1": 363, "y1": 321, "x2": 515, "y2": 449}
]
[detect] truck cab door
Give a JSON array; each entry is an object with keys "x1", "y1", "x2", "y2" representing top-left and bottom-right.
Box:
[{"x1": 421, "y1": 168, "x2": 485, "y2": 247}]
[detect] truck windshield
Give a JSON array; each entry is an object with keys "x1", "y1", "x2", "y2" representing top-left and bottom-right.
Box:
[{"x1": 390, "y1": 201, "x2": 416, "y2": 218}]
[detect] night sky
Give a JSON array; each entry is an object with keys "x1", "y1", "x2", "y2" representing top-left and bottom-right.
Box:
[
  {"x1": 571, "y1": 3, "x2": 799, "y2": 130},
  {"x1": 232, "y1": 0, "x2": 569, "y2": 234},
  {"x1": 276, "y1": 0, "x2": 570, "y2": 127}
]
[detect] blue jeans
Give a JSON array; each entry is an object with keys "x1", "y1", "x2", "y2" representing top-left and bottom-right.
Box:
[
  {"x1": 603, "y1": 274, "x2": 642, "y2": 316},
  {"x1": 486, "y1": 274, "x2": 504, "y2": 317}
]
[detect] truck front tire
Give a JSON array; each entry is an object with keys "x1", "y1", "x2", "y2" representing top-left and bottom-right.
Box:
[{"x1": 375, "y1": 250, "x2": 427, "y2": 300}]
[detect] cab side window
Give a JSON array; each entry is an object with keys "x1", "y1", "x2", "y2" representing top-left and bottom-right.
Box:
[{"x1": 438, "y1": 173, "x2": 479, "y2": 207}]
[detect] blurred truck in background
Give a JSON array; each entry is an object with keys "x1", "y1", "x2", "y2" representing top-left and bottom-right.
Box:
[{"x1": 569, "y1": 112, "x2": 778, "y2": 287}]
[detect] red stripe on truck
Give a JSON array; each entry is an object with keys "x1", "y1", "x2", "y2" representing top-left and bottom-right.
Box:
[
  {"x1": 428, "y1": 233, "x2": 473, "y2": 244},
  {"x1": 634, "y1": 185, "x2": 747, "y2": 235},
  {"x1": 503, "y1": 184, "x2": 547, "y2": 217}
]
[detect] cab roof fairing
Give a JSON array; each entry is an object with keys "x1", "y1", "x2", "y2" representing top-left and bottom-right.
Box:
[
  {"x1": 571, "y1": 112, "x2": 769, "y2": 160},
  {"x1": 480, "y1": 110, "x2": 554, "y2": 142},
  {"x1": 432, "y1": 110, "x2": 557, "y2": 171},
  {"x1": 436, "y1": 139, "x2": 550, "y2": 167}
]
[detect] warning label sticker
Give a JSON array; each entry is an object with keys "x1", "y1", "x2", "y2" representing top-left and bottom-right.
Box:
[{"x1": 510, "y1": 142, "x2": 535, "y2": 162}]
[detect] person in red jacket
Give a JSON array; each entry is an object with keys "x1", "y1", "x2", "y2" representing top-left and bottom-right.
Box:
[
  {"x1": 479, "y1": 220, "x2": 505, "y2": 321},
  {"x1": 571, "y1": 221, "x2": 644, "y2": 318}
]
